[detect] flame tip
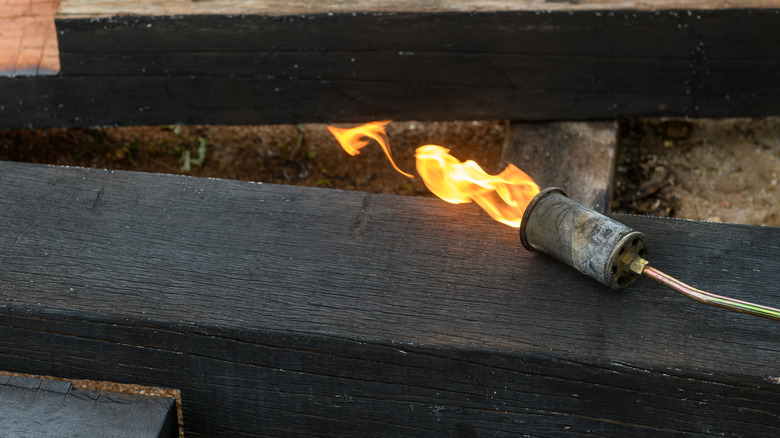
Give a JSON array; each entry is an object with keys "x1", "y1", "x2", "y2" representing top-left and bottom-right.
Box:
[{"x1": 328, "y1": 120, "x2": 414, "y2": 179}]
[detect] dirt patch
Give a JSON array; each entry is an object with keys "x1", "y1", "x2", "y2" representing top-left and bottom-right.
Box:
[{"x1": 613, "y1": 118, "x2": 780, "y2": 227}]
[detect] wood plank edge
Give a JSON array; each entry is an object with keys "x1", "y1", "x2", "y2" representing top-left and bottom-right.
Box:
[{"x1": 56, "y1": 0, "x2": 780, "y2": 19}]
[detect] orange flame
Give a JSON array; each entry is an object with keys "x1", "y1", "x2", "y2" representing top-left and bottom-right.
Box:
[
  {"x1": 415, "y1": 145, "x2": 539, "y2": 227},
  {"x1": 326, "y1": 120, "x2": 414, "y2": 178},
  {"x1": 328, "y1": 121, "x2": 540, "y2": 227}
]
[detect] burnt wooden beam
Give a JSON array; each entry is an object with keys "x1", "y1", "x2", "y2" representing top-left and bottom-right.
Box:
[
  {"x1": 1, "y1": 2, "x2": 780, "y2": 128},
  {"x1": 0, "y1": 161, "x2": 779, "y2": 436},
  {"x1": 0, "y1": 375, "x2": 177, "y2": 438},
  {"x1": 502, "y1": 121, "x2": 617, "y2": 212}
]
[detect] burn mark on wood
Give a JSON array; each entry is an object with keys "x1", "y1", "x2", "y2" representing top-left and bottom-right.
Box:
[
  {"x1": 91, "y1": 186, "x2": 105, "y2": 212},
  {"x1": 350, "y1": 193, "x2": 375, "y2": 239}
]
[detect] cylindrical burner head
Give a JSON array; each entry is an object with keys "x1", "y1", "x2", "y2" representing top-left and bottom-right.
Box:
[{"x1": 520, "y1": 187, "x2": 647, "y2": 289}]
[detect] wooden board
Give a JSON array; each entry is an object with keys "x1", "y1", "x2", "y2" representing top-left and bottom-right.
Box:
[
  {"x1": 0, "y1": 0, "x2": 60, "y2": 77},
  {"x1": 0, "y1": 161, "x2": 778, "y2": 436},
  {"x1": 502, "y1": 121, "x2": 617, "y2": 212},
  {"x1": 0, "y1": 375, "x2": 177, "y2": 438},
  {"x1": 55, "y1": 0, "x2": 780, "y2": 17},
  {"x1": 2, "y1": 6, "x2": 780, "y2": 128}
]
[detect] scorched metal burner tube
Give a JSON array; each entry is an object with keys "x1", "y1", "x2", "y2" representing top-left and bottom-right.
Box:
[{"x1": 519, "y1": 187, "x2": 780, "y2": 321}]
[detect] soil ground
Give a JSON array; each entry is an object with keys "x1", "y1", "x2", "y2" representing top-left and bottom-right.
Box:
[
  {"x1": 614, "y1": 118, "x2": 780, "y2": 227},
  {"x1": 0, "y1": 121, "x2": 505, "y2": 198},
  {"x1": 1, "y1": 118, "x2": 778, "y2": 227}
]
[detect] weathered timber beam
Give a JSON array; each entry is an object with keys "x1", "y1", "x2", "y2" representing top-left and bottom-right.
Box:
[
  {"x1": 0, "y1": 375, "x2": 178, "y2": 438},
  {"x1": 1, "y1": 4, "x2": 780, "y2": 128},
  {"x1": 0, "y1": 161, "x2": 779, "y2": 436}
]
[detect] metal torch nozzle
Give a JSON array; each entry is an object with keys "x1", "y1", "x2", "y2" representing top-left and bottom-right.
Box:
[
  {"x1": 520, "y1": 187, "x2": 647, "y2": 289},
  {"x1": 520, "y1": 187, "x2": 780, "y2": 322}
]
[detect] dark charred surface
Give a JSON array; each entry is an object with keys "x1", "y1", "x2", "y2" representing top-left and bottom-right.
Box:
[{"x1": 1, "y1": 161, "x2": 778, "y2": 437}]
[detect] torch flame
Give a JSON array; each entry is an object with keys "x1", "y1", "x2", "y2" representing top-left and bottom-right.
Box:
[
  {"x1": 415, "y1": 145, "x2": 539, "y2": 227},
  {"x1": 326, "y1": 120, "x2": 414, "y2": 178},
  {"x1": 328, "y1": 121, "x2": 540, "y2": 227}
]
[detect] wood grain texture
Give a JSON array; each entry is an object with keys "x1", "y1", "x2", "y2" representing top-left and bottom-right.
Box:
[
  {"x1": 0, "y1": 375, "x2": 177, "y2": 438},
  {"x1": 0, "y1": 161, "x2": 778, "y2": 436},
  {"x1": 57, "y1": 0, "x2": 780, "y2": 18},
  {"x1": 502, "y1": 121, "x2": 617, "y2": 212},
  {"x1": 2, "y1": 7, "x2": 780, "y2": 128}
]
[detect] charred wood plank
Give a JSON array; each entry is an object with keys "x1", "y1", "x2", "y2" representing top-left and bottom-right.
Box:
[
  {"x1": 0, "y1": 375, "x2": 177, "y2": 438},
  {"x1": 2, "y1": 4, "x2": 780, "y2": 128},
  {"x1": 0, "y1": 161, "x2": 779, "y2": 436}
]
